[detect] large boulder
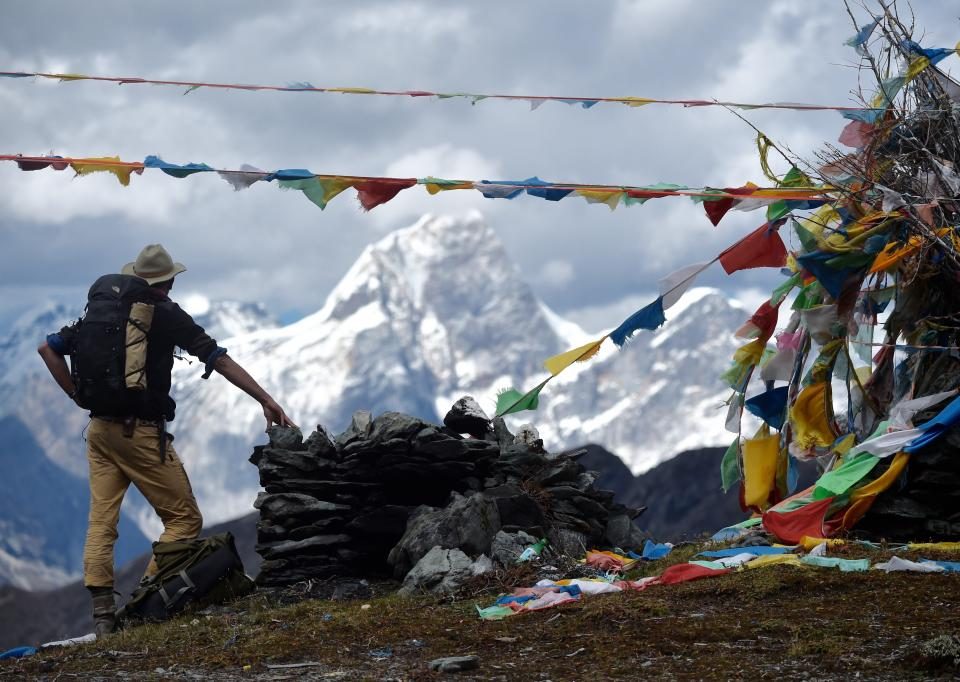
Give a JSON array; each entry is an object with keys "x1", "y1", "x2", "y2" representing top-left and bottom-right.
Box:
[
  {"x1": 604, "y1": 513, "x2": 646, "y2": 549},
  {"x1": 490, "y1": 530, "x2": 538, "y2": 566},
  {"x1": 398, "y1": 546, "x2": 485, "y2": 596},
  {"x1": 387, "y1": 492, "x2": 501, "y2": 577},
  {"x1": 443, "y1": 396, "x2": 491, "y2": 439}
]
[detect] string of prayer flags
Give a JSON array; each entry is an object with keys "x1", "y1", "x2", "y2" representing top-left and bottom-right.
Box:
[
  {"x1": 1, "y1": 154, "x2": 834, "y2": 213},
  {"x1": 0, "y1": 69, "x2": 918, "y2": 114}
]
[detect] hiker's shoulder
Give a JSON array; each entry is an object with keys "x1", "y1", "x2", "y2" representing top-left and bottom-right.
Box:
[{"x1": 151, "y1": 297, "x2": 200, "y2": 327}]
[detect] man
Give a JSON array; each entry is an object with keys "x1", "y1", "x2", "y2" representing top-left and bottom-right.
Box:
[{"x1": 37, "y1": 244, "x2": 295, "y2": 636}]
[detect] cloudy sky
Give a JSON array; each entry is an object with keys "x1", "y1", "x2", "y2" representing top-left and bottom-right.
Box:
[{"x1": 1, "y1": 1, "x2": 958, "y2": 333}]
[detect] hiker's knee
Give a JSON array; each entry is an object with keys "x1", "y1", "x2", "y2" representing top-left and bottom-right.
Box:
[
  {"x1": 86, "y1": 521, "x2": 119, "y2": 544},
  {"x1": 161, "y1": 506, "x2": 202, "y2": 540}
]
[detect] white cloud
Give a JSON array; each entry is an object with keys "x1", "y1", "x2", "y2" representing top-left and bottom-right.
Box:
[
  {"x1": 334, "y1": 3, "x2": 470, "y2": 39},
  {"x1": 539, "y1": 259, "x2": 575, "y2": 289}
]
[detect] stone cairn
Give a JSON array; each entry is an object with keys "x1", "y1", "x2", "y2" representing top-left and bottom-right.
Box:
[{"x1": 250, "y1": 397, "x2": 646, "y2": 592}]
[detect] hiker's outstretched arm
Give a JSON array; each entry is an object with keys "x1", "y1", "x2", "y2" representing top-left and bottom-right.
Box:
[
  {"x1": 213, "y1": 354, "x2": 297, "y2": 429},
  {"x1": 37, "y1": 342, "x2": 77, "y2": 400}
]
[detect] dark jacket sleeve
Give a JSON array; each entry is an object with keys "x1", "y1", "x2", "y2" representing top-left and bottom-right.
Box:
[
  {"x1": 46, "y1": 322, "x2": 80, "y2": 355},
  {"x1": 165, "y1": 303, "x2": 220, "y2": 363}
]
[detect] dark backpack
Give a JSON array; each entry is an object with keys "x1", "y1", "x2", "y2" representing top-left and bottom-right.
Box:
[
  {"x1": 71, "y1": 274, "x2": 152, "y2": 416},
  {"x1": 118, "y1": 532, "x2": 254, "y2": 623}
]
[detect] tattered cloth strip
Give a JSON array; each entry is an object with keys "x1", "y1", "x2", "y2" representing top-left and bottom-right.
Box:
[
  {"x1": 0, "y1": 69, "x2": 903, "y2": 113},
  {"x1": 219, "y1": 163, "x2": 265, "y2": 191}
]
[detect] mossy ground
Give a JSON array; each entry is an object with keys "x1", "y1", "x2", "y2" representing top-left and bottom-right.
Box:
[{"x1": 4, "y1": 544, "x2": 960, "y2": 680}]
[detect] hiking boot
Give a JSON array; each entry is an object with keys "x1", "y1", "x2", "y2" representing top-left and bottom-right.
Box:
[{"x1": 89, "y1": 586, "x2": 116, "y2": 637}]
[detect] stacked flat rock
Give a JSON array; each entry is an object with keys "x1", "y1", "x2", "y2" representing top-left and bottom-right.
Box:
[{"x1": 251, "y1": 402, "x2": 645, "y2": 587}]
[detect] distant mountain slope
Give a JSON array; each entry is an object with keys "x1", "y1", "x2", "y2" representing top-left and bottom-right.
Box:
[
  {"x1": 580, "y1": 443, "x2": 821, "y2": 541},
  {"x1": 0, "y1": 415, "x2": 149, "y2": 589}
]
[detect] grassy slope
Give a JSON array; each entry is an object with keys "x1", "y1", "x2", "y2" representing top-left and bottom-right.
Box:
[{"x1": 3, "y1": 545, "x2": 960, "y2": 680}]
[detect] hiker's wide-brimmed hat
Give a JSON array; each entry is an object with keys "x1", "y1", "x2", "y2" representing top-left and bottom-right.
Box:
[{"x1": 121, "y1": 244, "x2": 187, "y2": 285}]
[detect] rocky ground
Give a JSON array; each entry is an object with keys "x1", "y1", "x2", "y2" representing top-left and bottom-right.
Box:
[{"x1": 5, "y1": 543, "x2": 960, "y2": 681}]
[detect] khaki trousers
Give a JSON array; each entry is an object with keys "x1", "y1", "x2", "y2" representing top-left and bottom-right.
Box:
[{"x1": 83, "y1": 418, "x2": 203, "y2": 588}]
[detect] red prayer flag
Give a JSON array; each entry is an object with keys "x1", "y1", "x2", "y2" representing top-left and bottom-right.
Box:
[
  {"x1": 355, "y1": 178, "x2": 417, "y2": 211},
  {"x1": 838, "y1": 120, "x2": 875, "y2": 149},
  {"x1": 749, "y1": 300, "x2": 781, "y2": 342},
  {"x1": 762, "y1": 495, "x2": 834, "y2": 544},
  {"x1": 703, "y1": 186, "x2": 756, "y2": 226},
  {"x1": 657, "y1": 563, "x2": 730, "y2": 585},
  {"x1": 718, "y1": 222, "x2": 788, "y2": 274}
]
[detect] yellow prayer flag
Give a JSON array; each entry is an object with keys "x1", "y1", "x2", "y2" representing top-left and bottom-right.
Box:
[
  {"x1": 733, "y1": 338, "x2": 765, "y2": 366},
  {"x1": 424, "y1": 181, "x2": 473, "y2": 195},
  {"x1": 619, "y1": 97, "x2": 654, "y2": 107},
  {"x1": 798, "y1": 536, "x2": 845, "y2": 552},
  {"x1": 544, "y1": 337, "x2": 606, "y2": 376},
  {"x1": 743, "y1": 426, "x2": 780, "y2": 510},
  {"x1": 904, "y1": 56, "x2": 931, "y2": 83},
  {"x1": 869, "y1": 227, "x2": 950, "y2": 273},
  {"x1": 328, "y1": 87, "x2": 376, "y2": 94},
  {"x1": 574, "y1": 189, "x2": 623, "y2": 210},
  {"x1": 745, "y1": 554, "x2": 802, "y2": 569},
  {"x1": 907, "y1": 541, "x2": 960, "y2": 552},
  {"x1": 789, "y1": 381, "x2": 838, "y2": 454},
  {"x1": 47, "y1": 73, "x2": 88, "y2": 82},
  {"x1": 841, "y1": 451, "x2": 910, "y2": 529},
  {"x1": 70, "y1": 156, "x2": 142, "y2": 186}
]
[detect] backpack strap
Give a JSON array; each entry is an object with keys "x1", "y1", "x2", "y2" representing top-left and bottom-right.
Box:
[{"x1": 158, "y1": 570, "x2": 197, "y2": 610}]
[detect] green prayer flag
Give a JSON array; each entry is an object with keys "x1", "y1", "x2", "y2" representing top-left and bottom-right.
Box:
[
  {"x1": 495, "y1": 380, "x2": 547, "y2": 417},
  {"x1": 766, "y1": 200, "x2": 792, "y2": 222},
  {"x1": 813, "y1": 452, "x2": 880, "y2": 500},
  {"x1": 770, "y1": 272, "x2": 802, "y2": 306},
  {"x1": 278, "y1": 178, "x2": 328, "y2": 209},
  {"x1": 720, "y1": 438, "x2": 741, "y2": 493},
  {"x1": 792, "y1": 281, "x2": 822, "y2": 311},
  {"x1": 476, "y1": 604, "x2": 514, "y2": 620},
  {"x1": 793, "y1": 220, "x2": 819, "y2": 252},
  {"x1": 780, "y1": 166, "x2": 812, "y2": 188}
]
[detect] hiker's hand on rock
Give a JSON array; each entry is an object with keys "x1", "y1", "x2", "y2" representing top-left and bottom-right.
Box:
[{"x1": 262, "y1": 398, "x2": 296, "y2": 430}]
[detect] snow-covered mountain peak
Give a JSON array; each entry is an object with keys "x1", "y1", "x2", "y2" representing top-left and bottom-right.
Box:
[{"x1": 189, "y1": 300, "x2": 278, "y2": 342}]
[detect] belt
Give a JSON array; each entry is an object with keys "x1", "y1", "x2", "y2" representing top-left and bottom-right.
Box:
[
  {"x1": 94, "y1": 416, "x2": 163, "y2": 427},
  {"x1": 94, "y1": 416, "x2": 169, "y2": 463}
]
